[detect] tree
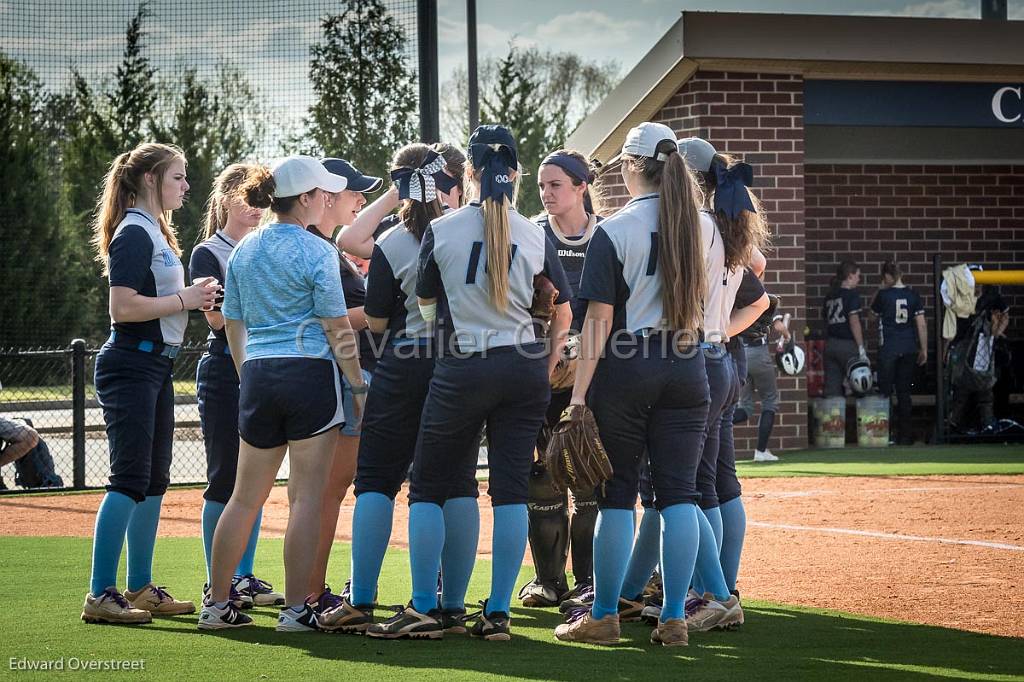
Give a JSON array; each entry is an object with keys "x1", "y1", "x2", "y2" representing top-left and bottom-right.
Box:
[
  {"x1": 441, "y1": 45, "x2": 620, "y2": 217},
  {"x1": 303, "y1": 0, "x2": 417, "y2": 180},
  {"x1": 0, "y1": 54, "x2": 92, "y2": 347}
]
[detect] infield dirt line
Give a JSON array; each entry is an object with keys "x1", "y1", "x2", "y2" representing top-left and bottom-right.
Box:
[
  {"x1": 749, "y1": 521, "x2": 1024, "y2": 552},
  {"x1": 756, "y1": 483, "x2": 1024, "y2": 499}
]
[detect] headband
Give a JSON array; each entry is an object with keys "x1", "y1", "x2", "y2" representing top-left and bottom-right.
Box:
[
  {"x1": 713, "y1": 161, "x2": 756, "y2": 220},
  {"x1": 541, "y1": 152, "x2": 593, "y2": 184},
  {"x1": 469, "y1": 142, "x2": 517, "y2": 205},
  {"x1": 390, "y1": 150, "x2": 458, "y2": 203}
]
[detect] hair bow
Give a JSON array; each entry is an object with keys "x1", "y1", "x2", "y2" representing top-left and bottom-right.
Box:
[
  {"x1": 713, "y1": 161, "x2": 756, "y2": 220},
  {"x1": 469, "y1": 142, "x2": 517, "y2": 205},
  {"x1": 390, "y1": 150, "x2": 458, "y2": 203}
]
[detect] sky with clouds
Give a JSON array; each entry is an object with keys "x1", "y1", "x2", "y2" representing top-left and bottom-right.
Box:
[{"x1": 3, "y1": 0, "x2": 1019, "y2": 153}]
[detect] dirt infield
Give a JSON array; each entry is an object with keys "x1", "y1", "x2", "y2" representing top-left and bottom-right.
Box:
[{"x1": 2, "y1": 474, "x2": 1021, "y2": 639}]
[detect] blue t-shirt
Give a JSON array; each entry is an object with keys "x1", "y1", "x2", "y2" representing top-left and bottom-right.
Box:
[
  {"x1": 871, "y1": 286, "x2": 924, "y2": 354},
  {"x1": 823, "y1": 286, "x2": 862, "y2": 340},
  {"x1": 222, "y1": 223, "x2": 348, "y2": 360}
]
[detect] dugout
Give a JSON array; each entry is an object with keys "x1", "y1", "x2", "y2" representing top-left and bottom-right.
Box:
[{"x1": 567, "y1": 11, "x2": 1024, "y2": 452}]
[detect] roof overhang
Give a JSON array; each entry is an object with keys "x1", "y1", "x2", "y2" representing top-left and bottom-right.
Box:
[{"x1": 569, "y1": 11, "x2": 1024, "y2": 164}]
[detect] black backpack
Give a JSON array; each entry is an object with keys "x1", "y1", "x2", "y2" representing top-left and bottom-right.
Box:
[
  {"x1": 11, "y1": 418, "x2": 64, "y2": 489},
  {"x1": 950, "y1": 314, "x2": 998, "y2": 393}
]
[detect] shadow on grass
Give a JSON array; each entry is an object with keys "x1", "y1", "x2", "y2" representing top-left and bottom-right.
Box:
[{"x1": 148, "y1": 603, "x2": 1024, "y2": 681}]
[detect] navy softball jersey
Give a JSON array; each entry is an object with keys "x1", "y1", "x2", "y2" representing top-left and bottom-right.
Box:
[
  {"x1": 536, "y1": 213, "x2": 602, "y2": 331},
  {"x1": 108, "y1": 208, "x2": 188, "y2": 345},
  {"x1": 189, "y1": 232, "x2": 235, "y2": 344},
  {"x1": 416, "y1": 201, "x2": 572, "y2": 352},
  {"x1": 871, "y1": 286, "x2": 924, "y2": 355},
  {"x1": 823, "y1": 287, "x2": 862, "y2": 340},
  {"x1": 365, "y1": 223, "x2": 434, "y2": 342}
]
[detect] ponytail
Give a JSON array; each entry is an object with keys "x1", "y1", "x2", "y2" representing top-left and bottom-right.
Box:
[
  {"x1": 482, "y1": 198, "x2": 512, "y2": 311},
  {"x1": 391, "y1": 143, "x2": 448, "y2": 242},
  {"x1": 882, "y1": 259, "x2": 901, "y2": 281},
  {"x1": 656, "y1": 148, "x2": 705, "y2": 333},
  {"x1": 200, "y1": 163, "x2": 255, "y2": 242},
  {"x1": 91, "y1": 143, "x2": 184, "y2": 274}
]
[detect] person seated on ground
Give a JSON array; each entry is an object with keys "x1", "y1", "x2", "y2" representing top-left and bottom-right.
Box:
[{"x1": 0, "y1": 416, "x2": 40, "y2": 467}]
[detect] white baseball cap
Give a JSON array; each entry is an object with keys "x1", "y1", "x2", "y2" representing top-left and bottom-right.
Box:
[
  {"x1": 677, "y1": 137, "x2": 718, "y2": 172},
  {"x1": 270, "y1": 155, "x2": 347, "y2": 197},
  {"x1": 621, "y1": 122, "x2": 678, "y2": 160}
]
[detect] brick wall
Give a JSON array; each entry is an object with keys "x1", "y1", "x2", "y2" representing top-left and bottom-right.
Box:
[
  {"x1": 597, "y1": 71, "x2": 808, "y2": 455},
  {"x1": 805, "y1": 165, "x2": 1024, "y2": 361}
]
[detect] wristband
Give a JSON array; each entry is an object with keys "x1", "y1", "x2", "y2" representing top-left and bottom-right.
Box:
[
  {"x1": 176, "y1": 293, "x2": 185, "y2": 311},
  {"x1": 349, "y1": 383, "x2": 369, "y2": 395}
]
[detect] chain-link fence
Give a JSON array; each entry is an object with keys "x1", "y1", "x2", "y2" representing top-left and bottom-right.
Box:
[
  {"x1": 0, "y1": 342, "x2": 212, "y2": 492},
  {"x1": 2, "y1": 0, "x2": 421, "y2": 349}
]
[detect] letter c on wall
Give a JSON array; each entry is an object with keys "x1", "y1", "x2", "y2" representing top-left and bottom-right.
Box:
[{"x1": 992, "y1": 86, "x2": 1022, "y2": 123}]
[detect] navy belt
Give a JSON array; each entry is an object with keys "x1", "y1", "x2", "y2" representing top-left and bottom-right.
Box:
[{"x1": 110, "y1": 331, "x2": 180, "y2": 359}]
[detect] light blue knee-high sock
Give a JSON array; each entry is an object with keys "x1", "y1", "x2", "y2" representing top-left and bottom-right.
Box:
[
  {"x1": 660, "y1": 503, "x2": 700, "y2": 621},
  {"x1": 620, "y1": 507, "x2": 661, "y2": 599},
  {"x1": 719, "y1": 497, "x2": 746, "y2": 593},
  {"x1": 126, "y1": 494, "x2": 163, "y2": 592},
  {"x1": 90, "y1": 491, "x2": 137, "y2": 597},
  {"x1": 487, "y1": 504, "x2": 527, "y2": 615},
  {"x1": 350, "y1": 492, "x2": 395, "y2": 606},
  {"x1": 441, "y1": 497, "x2": 479, "y2": 611},
  {"x1": 236, "y1": 508, "x2": 262, "y2": 577},
  {"x1": 692, "y1": 506, "x2": 730, "y2": 602},
  {"x1": 201, "y1": 500, "x2": 225, "y2": 584},
  {"x1": 591, "y1": 509, "x2": 635, "y2": 620},
  {"x1": 705, "y1": 506, "x2": 724, "y2": 554},
  {"x1": 409, "y1": 502, "x2": 445, "y2": 613}
]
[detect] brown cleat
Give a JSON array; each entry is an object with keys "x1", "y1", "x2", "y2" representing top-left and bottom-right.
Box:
[
  {"x1": 82, "y1": 588, "x2": 152, "y2": 625},
  {"x1": 554, "y1": 610, "x2": 620, "y2": 645},
  {"x1": 651, "y1": 618, "x2": 689, "y2": 647},
  {"x1": 124, "y1": 584, "x2": 196, "y2": 616}
]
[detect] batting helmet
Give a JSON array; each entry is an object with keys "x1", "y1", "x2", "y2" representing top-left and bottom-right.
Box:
[
  {"x1": 775, "y1": 340, "x2": 805, "y2": 376},
  {"x1": 846, "y1": 357, "x2": 873, "y2": 396}
]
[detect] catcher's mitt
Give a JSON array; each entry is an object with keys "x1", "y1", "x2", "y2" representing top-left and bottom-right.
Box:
[
  {"x1": 531, "y1": 274, "x2": 559, "y2": 327},
  {"x1": 549, "y1": 334, "x2": 579, "y2": 391},
  {"x1": 544, "y1": 404, "x2": 613, "y2": 493}
]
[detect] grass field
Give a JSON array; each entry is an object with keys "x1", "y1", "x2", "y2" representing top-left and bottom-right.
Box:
[
  {"x1": 736, "y1": 444, "x2": 1024, "y2": 478},
  {"x1": 2, "y1": 536, "x2": 1022, "y2": 681}
]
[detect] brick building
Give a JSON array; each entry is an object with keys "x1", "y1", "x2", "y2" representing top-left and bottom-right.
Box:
[{"x1": 567, "y1": 11, "x2": 1024, "y2": 454}]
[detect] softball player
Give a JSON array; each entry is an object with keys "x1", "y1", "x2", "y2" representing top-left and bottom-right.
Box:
[
  {"x1": 319, "y1": 143, "x2": 479, "y2": 634},
  {"x1": 870, "y1": 261, "x2": 927, "y2": 444},
  {"x1": 191, "y1": 164, "x2": 283, "y2": 609},
  {"x1": 198, "y1": 156, "x2": 367, "y2": 632},
  {"x1": 824, "y1": 261, "x2": 866, "y2": 396},
  {"x1": 84, "y1": 143, "x2": 219, "y2": 625},
  {"x1": 735, "y1": 287, "x2": 789, "y2": 462},
  {"x1": 519, "y1": 149, "x2": 603, "y2": 608},
  {"x1": 554, "y1": 122, "x2": 711, "y2": 647},
  {"x1": 303, "y1": 157, "x2": 383, "y2": 611},
  {"x1": 366, "y1": 125, "x2": 571, "y2": 642},
  {"x1": 618, "y1": 138, "x2": 768, "y2": 633}
]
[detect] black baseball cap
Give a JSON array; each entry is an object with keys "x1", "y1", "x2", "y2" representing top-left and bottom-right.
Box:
[{"x1": 320, "y1": 158, "x2": 383, "y2": 193}]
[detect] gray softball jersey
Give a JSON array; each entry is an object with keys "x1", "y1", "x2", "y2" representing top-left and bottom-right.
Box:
[{"x1": 416, "y1": 202, "x2": 571, "y2": 352}]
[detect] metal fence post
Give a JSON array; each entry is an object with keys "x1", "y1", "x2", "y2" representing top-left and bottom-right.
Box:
[
  {"x1": 71, "y1": 339, "x2": 87, "y2": 489},
  {"x1": 932, "y1": 255, "x2": 945, "y2": 445}
]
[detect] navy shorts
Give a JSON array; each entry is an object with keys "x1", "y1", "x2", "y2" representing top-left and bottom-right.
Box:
[
  {"x1": 696, "y1": 347, "x2": 732, "y2": 510},
  {"x1": 410, "y1": 344, "x2": 550, "y2": 507},
  {"x1": 95, "y1": 344, "x2": 175, "y2": 502},
  {"x1": 715, "y1": 354, "x2": 743, "y2": 506},
  {"x1": 196, "y1": 351, "x2": 240, "y2": 504},
  {"x1": 238, "y1": 358, "x2": 343, "y2": 449},
  {"x1": 590, "y1": 335, "x2": 710, "y2": 511}
]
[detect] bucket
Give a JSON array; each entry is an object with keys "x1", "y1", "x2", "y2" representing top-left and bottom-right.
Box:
[
  {"x1": 812, "y1": 397, "x2": 846, "y2": 448},
  {"x1": 857, "y1": 396, "x2": 890, "y2": 447}
]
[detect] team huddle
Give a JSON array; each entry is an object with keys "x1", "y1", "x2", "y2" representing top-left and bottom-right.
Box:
[{"x1": 81, "y1": 118, "x2": 792, "y2": 647}]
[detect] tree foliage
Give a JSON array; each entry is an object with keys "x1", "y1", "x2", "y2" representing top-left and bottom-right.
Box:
[{"x1": 304, "y1": 0, "x2": 417, "y2": 180}]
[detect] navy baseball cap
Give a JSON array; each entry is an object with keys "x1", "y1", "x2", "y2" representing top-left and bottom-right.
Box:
[{"x1": 320, "y1": 158, "x2": 383, "y2": 193}]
